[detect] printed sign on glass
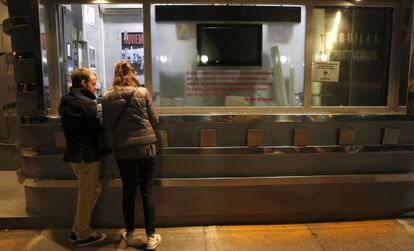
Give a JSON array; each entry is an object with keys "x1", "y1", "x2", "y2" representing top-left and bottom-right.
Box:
[{"x1": 122, "y1": 32, "x2": 144, "y2": 75}]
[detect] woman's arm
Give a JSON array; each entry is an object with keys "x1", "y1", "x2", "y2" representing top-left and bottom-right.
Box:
[
  {"x1": 145, "y1": 88, "x2": 159, "y2": 128},
  {"x1": 101, "y1": 98, "x2": 114, "y2": 148}
]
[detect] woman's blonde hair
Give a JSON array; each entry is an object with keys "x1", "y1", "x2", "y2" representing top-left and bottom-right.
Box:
[{"x1": 113, "y1": 60, "x2": 140, "y2": 90}]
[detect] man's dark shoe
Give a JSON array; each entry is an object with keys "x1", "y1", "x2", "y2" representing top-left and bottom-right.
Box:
[
  {"x1": 76, "y1": 232, "x2": 107, "y2": 247},
  {"x1": 68, "y1": 232, "x2": 77, "y2": 243}
]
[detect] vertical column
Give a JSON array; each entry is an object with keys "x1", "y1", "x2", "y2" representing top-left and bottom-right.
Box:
[
  {"x1": 3, "y1": 0, "x2": 45, "y2": 118},
  {"x1": 407, "y1": 1, "x2": 414, "y2": 114}
]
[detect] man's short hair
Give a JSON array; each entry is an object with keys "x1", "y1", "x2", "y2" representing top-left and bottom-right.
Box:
[{"x1": 71, "y1": 68, "x2": 93, "y2": 88}]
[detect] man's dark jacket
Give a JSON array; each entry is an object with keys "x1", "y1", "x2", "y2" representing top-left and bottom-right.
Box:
[{"x1": 59, "y1": 87, "x2": 101, "y2": 163}]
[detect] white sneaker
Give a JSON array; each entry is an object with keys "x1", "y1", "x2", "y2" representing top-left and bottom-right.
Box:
[
  {"x1": 121, "y1": 231, "x2": 140, "y2": 246},
  {"x1": 146, "y1": 233, "x2": 161, "y2": 250}
]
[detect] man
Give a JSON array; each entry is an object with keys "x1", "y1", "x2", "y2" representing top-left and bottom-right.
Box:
[{"x1": 59, "y1": 68, "x2": 107, "y2": 246}]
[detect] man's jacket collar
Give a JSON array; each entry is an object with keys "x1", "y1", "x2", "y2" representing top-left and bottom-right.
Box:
[{"x1": 70, "y1": 87, "x2": 96, "y2": 100}]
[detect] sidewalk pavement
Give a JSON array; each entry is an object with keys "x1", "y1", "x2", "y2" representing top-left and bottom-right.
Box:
[
  {"x1": 2, "y1": 171, "x2": 414, "y2": 250},
  {"x1": 2, "y1": 219, "x2": 414, "y2": 251}
]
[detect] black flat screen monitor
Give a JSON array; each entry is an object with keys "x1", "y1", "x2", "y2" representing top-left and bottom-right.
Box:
[{"x1": 197, "y1": 24, "x2": 262, "y2": 66}]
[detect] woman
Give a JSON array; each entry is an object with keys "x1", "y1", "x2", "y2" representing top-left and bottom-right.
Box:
[{"x1": 102, "y1": 60, "x2": 161, "y2": 250}]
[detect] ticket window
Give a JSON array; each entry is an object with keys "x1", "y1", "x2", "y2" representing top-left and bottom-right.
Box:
[
  {"x1": 311, "y1": 7, "x2": 393, "y2": 106},
  {"x1": 38, "y1": 2, "x2": 408, "y2": 114},
  {"x1": 54, "y1": 4, "x2": 144, "y2": 98},
  {"x1": 151, "y1": 4, "x2": 307, "y2": 107}
]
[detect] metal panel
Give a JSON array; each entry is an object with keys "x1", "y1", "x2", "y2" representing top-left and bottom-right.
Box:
[
  {"x1": 293, "y1": 128, "x2": 310, "y2": 146},
  {"x1": 247, "y1": 129, "x2": 263, "y2": 147},
  {"x1": 338, "y1": 128, "x2": 356, "y2": 145},
  {"x1": 23, "y1": 176, "x2": 414, "y2": 226},
  {"x1": 54, "y1": 130, "x2": 65, "y2": 148},
  {"x1": 21, "y1": 154, "x2": 117, "y2": 179},
  {"x1": 21, "y1": 173, "x2": 414, "y2": 188},
  {"x1": 159, "y1": 114, "x2": 414, "y2": 123},
  {"x1": 13, "y1": 59, "x2": 36, "y2": 84},
  {"x1": 200, "y1": 129, "x2": 216, "y2": 147},
  {"x1": 20, "y1": 148, "x2": 414, "y2": 179},
  {"x1": 155, "y1": 6, "x2": 302, "y2": 22},
  {"x1": 10, "y1": 25, "x2": 33, "y2": 51},
  {"x1": 19, "y1": 122, "x2": 60, "y2": 147},
  {"x1": 17, "y1": 114, "x2": 414, "y2": 225},
  {"x1": 383, "y1": 128, "x2": 400, "y2": 145},
  {"x1": 159, "y1": 121, "x2": 411, "y2": 147},
  {"x1": 158, "y1": 129, "x2": 168, "y2": 147}
]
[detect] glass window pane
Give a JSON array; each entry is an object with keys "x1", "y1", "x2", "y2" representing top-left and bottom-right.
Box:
[
  {"x1": 311, "y1": 7, "x2": 392, "y2": 106},
  {"x1": 151, "y1": 4, "x2": 306, "y2": 107},
  {"x1": 58, "y1": 4, "x2": 144, "y2": 97},
  {"x1": 39, "y1": 4, "x2": 50, "y2": 108},
  {"x1": 399, "y1": 6, "x2": 412, "y2": 106}
]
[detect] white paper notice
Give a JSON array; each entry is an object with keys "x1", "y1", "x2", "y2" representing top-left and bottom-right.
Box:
[{"x1": 312, "y1": 62, "x2": 340, "y2": 82}]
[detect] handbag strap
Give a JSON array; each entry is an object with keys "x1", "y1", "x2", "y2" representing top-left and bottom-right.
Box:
[{"x1": 111, "y1": 88, "x2": 137, "y2": 130}]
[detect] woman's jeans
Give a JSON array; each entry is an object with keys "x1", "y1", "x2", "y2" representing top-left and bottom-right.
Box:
[{"x1": 116, "y1": 157, "x2": 156, "y2": 235}]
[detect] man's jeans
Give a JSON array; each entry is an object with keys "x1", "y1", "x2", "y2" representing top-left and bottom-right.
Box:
[{"x1": 70, "y1": 161, "x2": 102, "y2": 240}]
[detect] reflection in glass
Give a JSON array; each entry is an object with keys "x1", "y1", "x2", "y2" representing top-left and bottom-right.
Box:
[
  {"x1": 400, "y1": 3, "x2": 412, "y2": 107},
  {"x1": 311, "y1": 7, "x2": 392, "y2": 106},
  {"x1": 57, "y1": 4, "x2": 144, "y2": 97},
  {"x1": 151, "y1": 4, "x2": 306, "y2": 107}
]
